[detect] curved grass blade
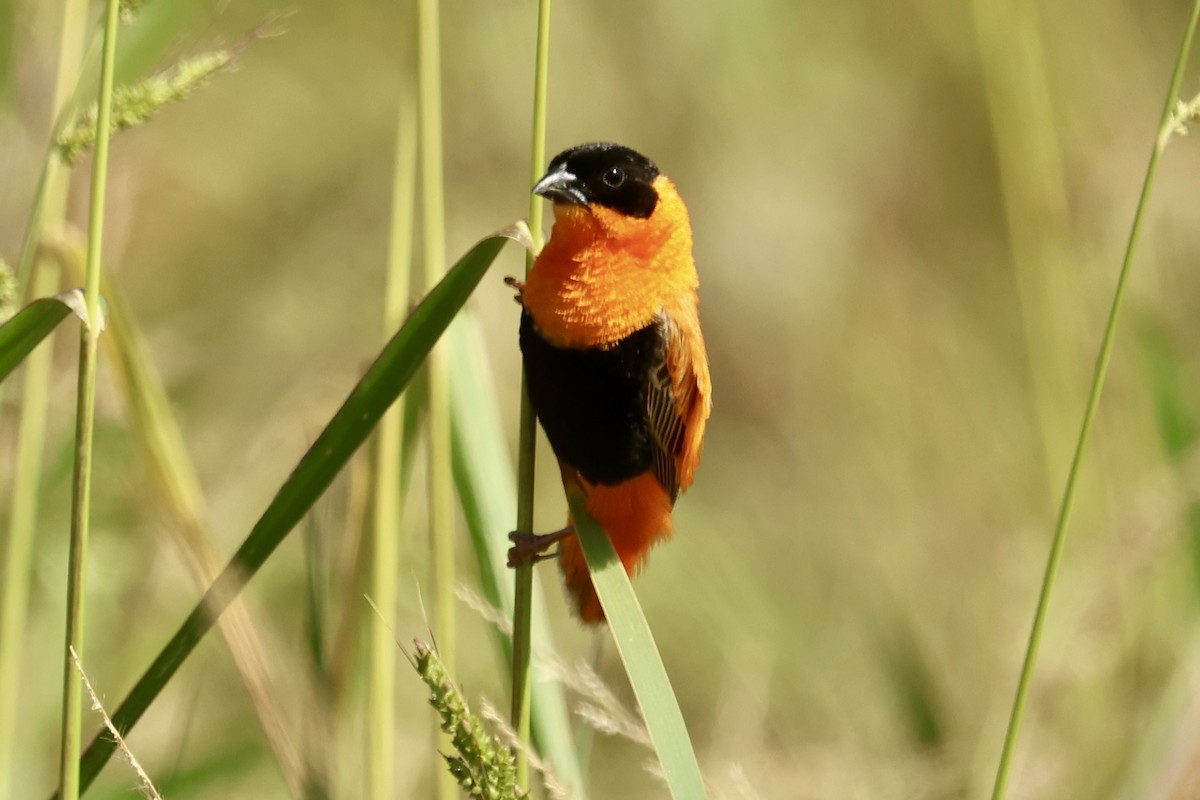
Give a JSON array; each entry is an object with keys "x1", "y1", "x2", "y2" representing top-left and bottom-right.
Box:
[
  {"x1": 60, "y1": 223, "x2": 530, "y2": 798},
  {"x1": 569, "y1": 492, "x2": 707, "y2": 799},
  {"x1": 0, "y1": 290, "x2": 95, "y2": 383}
]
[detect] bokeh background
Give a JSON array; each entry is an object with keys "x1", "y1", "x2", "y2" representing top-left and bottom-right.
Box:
[{"x1": 4, "y1": 0, "x2": 1200, "y2": 797}]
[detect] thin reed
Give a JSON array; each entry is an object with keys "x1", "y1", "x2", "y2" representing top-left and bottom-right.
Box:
[
  {"x1": 511, "y1": 0, "x2": 554, "y2": 789},
  {"x1": 989, "y1": 2, "x2": 1200, "y2": 796},
  {"x1": 58, "y1": 0, "x2": 120, "y2": 796}
]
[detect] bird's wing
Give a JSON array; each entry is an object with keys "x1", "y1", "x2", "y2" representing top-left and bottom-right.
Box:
[{"x1": 647, "y1": 305, "x2": 712, "y2": 502}]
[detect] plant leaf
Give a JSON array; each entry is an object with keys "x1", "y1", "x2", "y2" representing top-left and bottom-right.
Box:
[
  {"x1": 64, "y1": 223, "x2": 529, "y2": 797},
  {"x1": 570, "y1": 492, "x2": 708, "y2": 799},
  {"x1": 0, "y1": 290, "x2": 95, "y2": 383}
]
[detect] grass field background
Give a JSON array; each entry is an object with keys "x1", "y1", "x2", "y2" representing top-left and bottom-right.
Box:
[{"x1": 3, "y1": 0, "x2": 1200, "y2": 797}]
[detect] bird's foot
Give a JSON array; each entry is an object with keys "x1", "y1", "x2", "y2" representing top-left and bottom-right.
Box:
[
  {"x1": 504, "y1": 275, "x2": 526, "y2": 306},
  {"x1": 507, "y1": 527, "x2": 572, "y2": 568}
]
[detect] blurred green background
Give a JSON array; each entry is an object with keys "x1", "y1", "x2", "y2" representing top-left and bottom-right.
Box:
[{"x1": 4, "y1": 0, "x2": 1200, "y2": 797}]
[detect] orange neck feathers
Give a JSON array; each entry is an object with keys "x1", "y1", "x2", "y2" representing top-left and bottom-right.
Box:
[{"x1": 524, "y1": 175, "x2": 697, "y2": 349}]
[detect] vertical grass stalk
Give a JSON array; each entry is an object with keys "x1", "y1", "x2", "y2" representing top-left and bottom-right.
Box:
[
  {"x1": 0, "y1": 0, "x2": 90, "y2": 790},
  {"x1": 511, "y1": 0, "x2": 553, "y2": 789},
  {"x1": 989, "y1": 3, "x2": 1200, "y2": 797},
  {"x1": 58, "y1": 0, "x2": 120, "y2": 797},
  {"x1": 416, "y1": 0, "x2": 456, "y2": 796},
  {"x1": 368, "y1": 62, "x2": 417, "y2": 800}
]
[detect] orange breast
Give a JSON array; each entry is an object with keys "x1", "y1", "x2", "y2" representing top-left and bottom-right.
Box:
[{"x1": 523, "y1": 176, "x2": 698, "y2": 349}]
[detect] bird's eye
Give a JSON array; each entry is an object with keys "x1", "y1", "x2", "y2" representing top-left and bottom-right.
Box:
[{"x1": 602, "y1": 166, "x2": 625, "y2": 188}]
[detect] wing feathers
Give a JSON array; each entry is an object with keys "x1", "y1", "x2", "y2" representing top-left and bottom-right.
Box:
[{"x1": 646, "y1": 308, "x2": 711, "y2": 502}]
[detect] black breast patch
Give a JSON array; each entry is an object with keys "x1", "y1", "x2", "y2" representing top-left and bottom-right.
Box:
[{"x1": 519, "y1": 312, "x2": 667, "y2": 487}]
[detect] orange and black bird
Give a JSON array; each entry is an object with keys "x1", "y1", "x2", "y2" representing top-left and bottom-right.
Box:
[{"x1": 509, "y1": 142, "x2": 712, "y2": 623}]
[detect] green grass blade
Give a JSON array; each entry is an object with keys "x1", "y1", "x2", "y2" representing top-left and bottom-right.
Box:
[
  {"x1": 448, "y1": 312, "x2": 587, "y2": 798},
  {"x1": 61, "y1": 224, "x2": 529, "y2": 797},
  {"x1": 0, "y1": 292, "x2": 86, "y2": 382},
  {"x1": 569, "y1": 493, "x2": 707, "y2": 799},
  {"x1": 449, "y1": 314, "x2": 515, "y2": 610}
]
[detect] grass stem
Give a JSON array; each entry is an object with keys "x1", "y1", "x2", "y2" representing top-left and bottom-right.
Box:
[
  {"x1": 511, "y1": 0, "x2": 553, "y2": 790},
  {"x1": 989, "y1": 3, "x2": 1200, "y2": 797},
  {"x1": 58, "y1": 0, "x2": 120, "y2": 796}
]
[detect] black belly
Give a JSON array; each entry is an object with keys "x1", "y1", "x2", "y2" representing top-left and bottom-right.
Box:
[{"x1": 519, "y1": 311, "x2": 666, "y2": 486}]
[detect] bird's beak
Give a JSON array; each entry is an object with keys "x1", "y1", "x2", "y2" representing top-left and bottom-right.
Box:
[{"x1": 532, "y1": 165, "x2": 588, "y2": 205}]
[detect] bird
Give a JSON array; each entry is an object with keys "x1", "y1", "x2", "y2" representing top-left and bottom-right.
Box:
[{"x1": 508, "y1": 142, "x2": 712, "y2": 624}]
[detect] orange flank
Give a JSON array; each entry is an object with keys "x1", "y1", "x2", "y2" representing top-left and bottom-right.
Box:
[{"x1": 515, "y1": 142, "x2": 712, "y2": 624}]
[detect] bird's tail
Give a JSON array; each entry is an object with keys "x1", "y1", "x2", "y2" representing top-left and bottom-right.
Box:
[
  {"x1": 557, "y1": 472, "x2": 675, "y2": 625},
  {"x1": 559, "y1": 531, "x2": 606, "y2": 624}
]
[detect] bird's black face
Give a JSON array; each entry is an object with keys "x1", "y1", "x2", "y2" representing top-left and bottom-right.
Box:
[{"x1": 532, "y1": 143, "x2": 661, "y2": 219}]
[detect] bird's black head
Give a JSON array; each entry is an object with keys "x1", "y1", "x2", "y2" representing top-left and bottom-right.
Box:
[{"x1": 532, "y1": 143, "x2": 661, "y2": 219}]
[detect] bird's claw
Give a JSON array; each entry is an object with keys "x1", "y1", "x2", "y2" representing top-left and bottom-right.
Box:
[
  {"x1": 504, "y1": 276, "x2": 526, "y2": 306},
  {"x1": 507, "y1": 528, "x2": 570, "y2": 568}
]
